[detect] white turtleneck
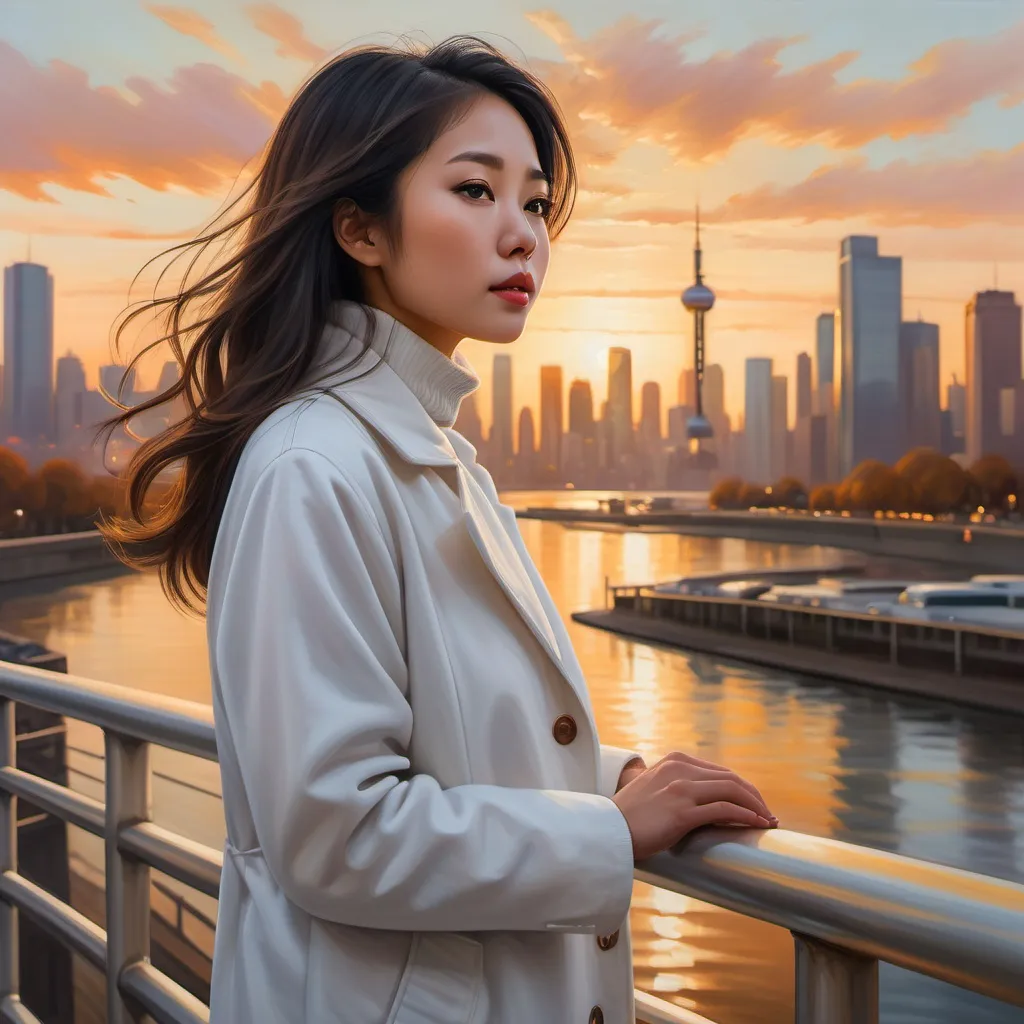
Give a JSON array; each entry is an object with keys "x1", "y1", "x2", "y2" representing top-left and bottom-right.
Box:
[{"x1": 323, "y1": 301, "x2": 480, "y2": 429}]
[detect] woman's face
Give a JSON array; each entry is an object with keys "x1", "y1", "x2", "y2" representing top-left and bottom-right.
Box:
[{"x1": 339, "y1": 92, "x2": 553, "y2": 356}]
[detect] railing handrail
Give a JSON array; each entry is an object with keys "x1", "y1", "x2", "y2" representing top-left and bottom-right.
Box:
[
  {"x1": 611, "y1": 583, "x2": 1024, "y2": 642},
  {"x1": 0, "y1": 661, "x2": 216, "y2": 760},
  {"x1": 2, "y1": 660, "x2": 1024, "y2": 1022}
]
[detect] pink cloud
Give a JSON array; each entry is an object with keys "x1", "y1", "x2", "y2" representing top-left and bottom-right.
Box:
[
  {"x1": 528, "y1": 11, "x2": 1024, "y2": 162},
  {"x1": 707, "y1": 145, "x2": 1024, "y2": 226},
  {"x1": 0, "y1": 42, "x2": 286, "y2": 200},
  {"x1": 246, "y1": 3, "x2": 329, "y2": 63},
  {"x1": 601, "y1": 145, "x2": 1024, "y2": 228},
  {"x1": 145, "y1": 5, "x2": 242, "y2": 62}
]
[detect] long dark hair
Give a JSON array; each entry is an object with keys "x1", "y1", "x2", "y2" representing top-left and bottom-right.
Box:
[{"x1": 99, "y1": 35, "x2": 577, "y2": 613}]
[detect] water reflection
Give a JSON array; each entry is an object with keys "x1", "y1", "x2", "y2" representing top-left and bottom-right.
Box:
[{"x1": 1, "y1": 522, "x2": 1023, "y2": 1023}]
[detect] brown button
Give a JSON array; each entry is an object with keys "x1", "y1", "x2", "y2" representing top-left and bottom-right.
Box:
[
  {"x1": 589, "y1": 1007, "x2": 604, "y2": 1024},
  {"x1": 552, "y1": 714, "x2": 577, "y2": 745},
  {"x1": 596, "y1": 930, "x2": 619, "y2": 951}
]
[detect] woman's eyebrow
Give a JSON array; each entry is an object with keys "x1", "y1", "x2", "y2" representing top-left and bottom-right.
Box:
[{"x1": 446, "y1": 150, "x2": 549, "y2": 183}]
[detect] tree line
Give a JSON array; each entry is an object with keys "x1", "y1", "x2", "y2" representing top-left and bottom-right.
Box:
[
  {"x1": 710, "y1": 450, "x2": 1020, "y2": 517},
  {"x1": 0, "y1": 448, "x2": 167, "y2": 538}
]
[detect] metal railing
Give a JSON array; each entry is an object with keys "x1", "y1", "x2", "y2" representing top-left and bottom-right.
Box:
[
  {"x1": 2, "y1": 661, "x2": 1024, "y2": 1024},
  {"x1": 608, "y1": 582, "x2": 1024, "y2": 681}
]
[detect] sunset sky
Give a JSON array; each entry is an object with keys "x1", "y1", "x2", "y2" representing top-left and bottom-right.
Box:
[{"x1": 2, "y1": 0, "x2": 1023, "y2": 431}]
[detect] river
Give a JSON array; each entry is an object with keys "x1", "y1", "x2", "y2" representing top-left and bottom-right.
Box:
[{"x1": 1, "y1": 494, "x2": 1022, "y2": 1024}]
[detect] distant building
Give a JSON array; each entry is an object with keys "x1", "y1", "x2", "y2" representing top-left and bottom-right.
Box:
[
  {"x1": 965, "y1": 290, "x2": 1022, "y2": 462},
  {"x1": 3, "y1": 261, "x2": 54, "y2": 441},
  {"x1": 838, "y1": 236, "x2": 903, "y2": 474},
  {"x1": 744, "y1": 358, "x2": 773, "y2": 483},
  {"x1": 638, "y1": 381, "x2": 661, "y2": 443},
  {"x1": 538, "y1": 365, "x2": 563, "y2": 482},
  {"x1": 490, "y1": 354, "x2": 514, "y2": 462},
  {"x1": 607, "y1": 348, "x2": 633, "y2": 465},
  {"x1": 794, "y1": 352, "x2": 813, "y2": 482},
  {"x1": 899, "y1": 320, "x2": 941, "y2": 452},
  {"x1": 771, "y1": 375, "x2": 788, "y2": 480},
  {"x1": 54, "y1": 353, "x2": 87, "y2": 445},
  {"x1": 516, "y1": 406, "x2": 536, "y2": 483}
]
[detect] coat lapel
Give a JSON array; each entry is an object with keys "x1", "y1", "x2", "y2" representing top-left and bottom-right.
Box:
[{"x1": 316, "y1": 306, "x2": 581, "y2": 702}]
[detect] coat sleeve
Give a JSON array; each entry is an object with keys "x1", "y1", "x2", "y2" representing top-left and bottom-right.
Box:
[
  {"x1": 599, "y1": 745, "x2": 645, "y2": 800},
  {"x1": 212, "y1": 448, "x2": 636, "y2": 935}
]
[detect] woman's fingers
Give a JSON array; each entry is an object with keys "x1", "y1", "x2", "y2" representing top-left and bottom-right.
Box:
[
  {"x1": 685, "y1": 779, "x2": 772, "y2": 820},
  {"x1": 691, "y1": 769, "x2": 771, "y2": 814},
  {"x1": 661, "y1": 752, "x2": 774, "y2": 818},
  {"x1": 687, "y1": 801, "x2": 772, "y2": 830}
]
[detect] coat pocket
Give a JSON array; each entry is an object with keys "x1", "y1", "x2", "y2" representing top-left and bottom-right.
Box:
[{"x1": 385, "y1": 932, "x2": 486, "y2": 1024}]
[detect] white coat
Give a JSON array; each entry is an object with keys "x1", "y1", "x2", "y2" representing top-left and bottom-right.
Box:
[{"x1": 206, "y1": 305, "x2": 641, "y2": 1023}]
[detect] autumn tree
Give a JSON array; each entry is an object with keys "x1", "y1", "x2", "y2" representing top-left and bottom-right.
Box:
[
  {"x1": 837, "y1": 460, "x2": 913, "y2": 513},
  {"x1": 771, "y1": 476, "x2": 808, "y2": 509},
  {"x1": 709, "y1": 476, "x2": 743, "y2": 510},
  {"x1": 0, "y1": 448, "x2": 31, "y2": 532},
  {"x1": 969, "y1": 455, "x2": 1017, "y2": 512},
  {"x1": 895, "y1": 448, "x2": 974, "y2": 514},
  {"x1": 33, "y1": 459, "x2": 94, "y2": 532},
  {"x1": 809, "y1": 484, "x2": 837, "y2": 512},
  {"x1": 737, "y1": 483, "x2": 769, "y2": 509}
]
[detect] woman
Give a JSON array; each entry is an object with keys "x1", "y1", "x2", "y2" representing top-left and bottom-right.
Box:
[{"x1": 104, "y1": 35, "x2": 776, "y2": 1024}]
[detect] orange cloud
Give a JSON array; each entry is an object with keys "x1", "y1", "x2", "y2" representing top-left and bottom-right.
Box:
[
  {"x1": 145, "y1": 5, "x2": 242, "y2": 61},
  {"x1": 0, "y1": 209, "x2": 197, "y2": 240},
  {"x1": 601, "y1": 145, "x2": 1024, "y2": 228},
  {"x1": 528, "y1": 11, "x2": 1024, "y2": 162},
  {"x1": 246, "y1": 3, "x2": 329, "y2": 63},
  {"x1": 0, "y1": 42, "x2": 282, "y2": 200},
  {"x1": 706, "y1": 145, "x2": 1024, "y2": 227}
]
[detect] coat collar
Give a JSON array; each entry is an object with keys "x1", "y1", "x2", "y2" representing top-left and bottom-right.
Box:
[{"x1": 308, "y1": 301, "x2": 466, "y2": 468}]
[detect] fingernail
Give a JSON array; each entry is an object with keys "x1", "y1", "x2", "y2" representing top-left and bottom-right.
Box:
[{"x1": 756, "y1": 815, "x2": 771, "y2": 826}]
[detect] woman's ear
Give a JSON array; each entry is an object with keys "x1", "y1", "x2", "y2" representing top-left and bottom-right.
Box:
[{"x1": 333, "y1": 199, "x2": 385, "y2": 268}]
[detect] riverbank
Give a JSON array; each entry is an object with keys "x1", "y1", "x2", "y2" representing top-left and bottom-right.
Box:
[
  {"x1": 0, "y1": 531, "x2": 124, "y2": 584},
  {"x1": 573, "y1": 608, "x2": 1024, "y2": 716},
  {"x1": 517, "y1": 507, "x2": 1024, "y2": 573}
]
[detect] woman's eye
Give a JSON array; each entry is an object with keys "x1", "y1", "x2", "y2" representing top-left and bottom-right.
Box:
[
  {"x1": 457, "y1": 183, "x2": 492, "y2": 201},
  {"x1": 526, "y1": 197, "x2": 552, "y2": 217}
]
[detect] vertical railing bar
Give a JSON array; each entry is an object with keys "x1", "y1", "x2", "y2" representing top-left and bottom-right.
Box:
[
  {"x1": 793, "y1": 931, "x2": 879, "y2": 1024},
  {"x1": 0, "y1": 699, "x2": 17, "y2": 1005},
  {"x1": 106, "y1": 733, "x2": 152, "y2": 1024}
]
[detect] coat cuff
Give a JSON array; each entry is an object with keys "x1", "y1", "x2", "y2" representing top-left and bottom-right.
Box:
[{"x1": 598, "y1": 744, "x2": 645, "y2": 800}]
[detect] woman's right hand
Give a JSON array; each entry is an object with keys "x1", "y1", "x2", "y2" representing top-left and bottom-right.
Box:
[{"x1": 611, "y1": 751, "x2": 777, "y2": 861}]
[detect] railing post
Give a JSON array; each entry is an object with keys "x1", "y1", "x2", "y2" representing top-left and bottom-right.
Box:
[
  {"x1": 890, "y1": 622, "x2": 899, "y2": 665},
  {"x1": 105, "y1": 732, "x2": 152, "y2": 1024},
  {"x1": 0, "y1": 698, "x2": 17, "y2": 1005},
  {"x1": 953, "y1": 630, "x2": 964, "y2": 675},
  {"x1": 825, "y1": 615, "x2": 835, "y2": 652},
  {"x1": 793, "y1": 932, "x2": 878, "y2": 1024}
]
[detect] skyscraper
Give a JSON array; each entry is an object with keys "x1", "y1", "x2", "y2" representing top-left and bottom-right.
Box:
[
  {"x1": 639, "y1": 382, "x2": 661, "y2": 443},
  {"x1": 899, "y1": 320, "x2": 941, "y2": 452},
  {"x1": 567, "y1": 379, "x2": 595, "y2": 438},
  {"x1": 838, "y1": 236, "x2": 903, "y2": 474},
  {"x1": 607, "y1": 347, "x2": 633, "y2": 464},
  {"x1": 744, "y1": 358, "x2": 773, "y2": 482},
  {"x1": 515, "y1": 406, "x2": 536, "y2": 486},
  {"x1": 771, "y1": 375, "x2": 788, "y2": 480},
  {"x1": 54, "y1": 353, "x2": 87, "y2": 445},
  {"x1": 490, "y1": 354, "x2": 514, "y2": 461},
  {"x1": 538, "y1": 365, "x2": 563, "y2": 481},
  {"x1": 796, "y1": 353, "x2": 812, "y2": 421},
  {"x1": 3, "y1": 261, "x2": 54, "y2": 440},
  {"x1": 965, "y1": 290, "x2": 1022, "y2": 462},
  {"x1": 815, "y1": 312, "x2": 838, "y2": 479},
  {"x1": 794, "y1": 352, "x2": 813, "y2": 482}
]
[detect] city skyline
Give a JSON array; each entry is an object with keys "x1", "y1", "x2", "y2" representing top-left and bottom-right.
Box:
[{"x1": 1, "y1": 1, "x2": 1023, "y2": 430}]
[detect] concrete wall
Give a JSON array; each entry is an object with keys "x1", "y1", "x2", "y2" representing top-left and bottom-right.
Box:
[{"x1": 0, "y1": 530, "x2": 124, "y2": 584}]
